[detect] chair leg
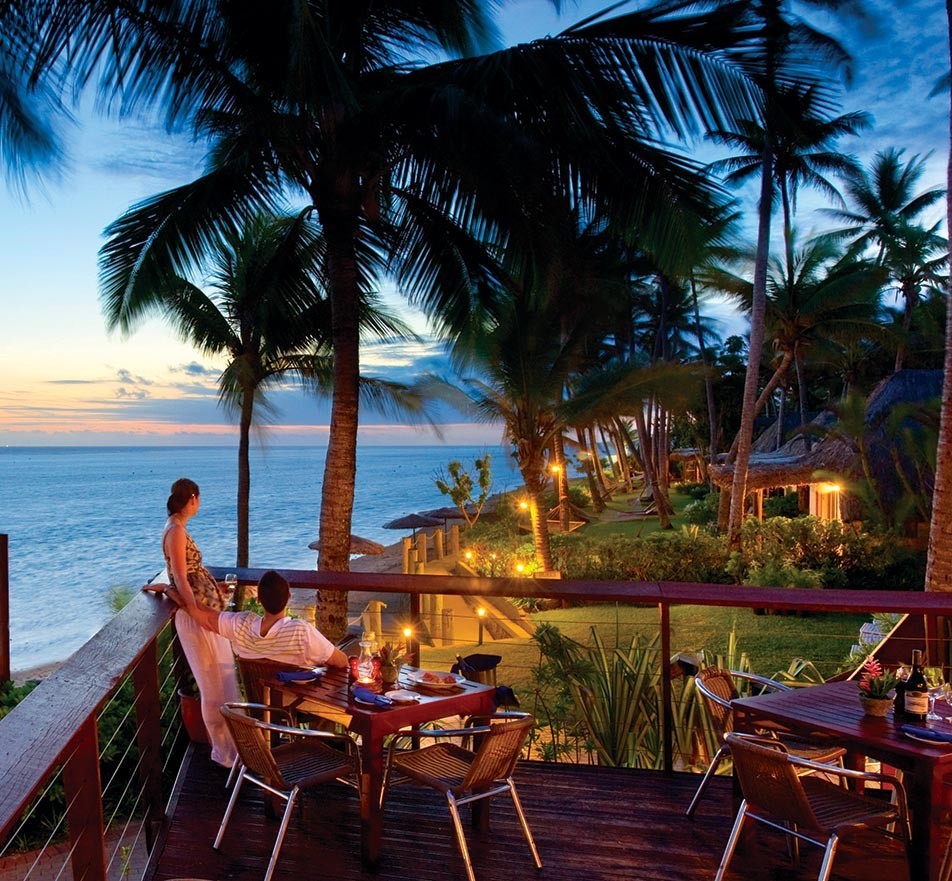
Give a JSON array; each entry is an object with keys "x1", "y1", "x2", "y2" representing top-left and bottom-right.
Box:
[
  {"x1": 714, "y1": 801, "x2": 748, "y2": 881},
  {"x1": 686, "y1": 745, "x2": 728, "y2": 818},
  {"x1": 264, "y1": 788, "x2": 298, "y2": 881},
  {"x1": 446, "y1": 793, "x2": 477, "y2": 881},
  {"x1": 507, "y1": 779, "x2": 542, "y2": 870},
  {"x1": 817, "y1": 834, "x2": 839, "y2": 881},
  {"x1": 214, "y1": 769, "x2": 246, "y2": 849},
  {"x1": 225, "y1": 757, "x2": 241, "y2": 790}
]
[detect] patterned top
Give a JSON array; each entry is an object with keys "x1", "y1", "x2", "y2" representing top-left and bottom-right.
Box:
[{"x1": 163, "y1": 526, "x2": 227, "y2": 611}]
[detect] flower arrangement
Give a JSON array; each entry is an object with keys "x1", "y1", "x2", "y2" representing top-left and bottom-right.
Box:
[
  {"x1": 857, "y1": 656, "x2": 897, "y2": 699},
  {"x1": 378, "y1": 642, "x2": 405, "y2": 669}
]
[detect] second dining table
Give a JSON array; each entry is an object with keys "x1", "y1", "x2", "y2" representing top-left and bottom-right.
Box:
[
  {"x1": 733, "y1": 678, "x2": 952, "y2": 881},
  {"x1": 263, "y1": 665, "x2": 496, "y2": 870}
]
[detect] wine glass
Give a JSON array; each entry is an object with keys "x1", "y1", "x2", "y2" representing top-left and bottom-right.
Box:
[
  {"x1": 924, "y1": 666, "x2": 946, "y2": 721},
  {"x1": 223, "y1": 573, "x2": 238, "y2": 608}
]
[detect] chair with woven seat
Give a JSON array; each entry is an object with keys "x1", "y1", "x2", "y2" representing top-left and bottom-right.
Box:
[
  {"x1": 687, "y1": 668, "x2": 846, "y2": 817},
  {"x1": 236, "y1": 657, "x2": 305, "y2": 705},
  {"x1": 716, "y1": 732, "x2": 910, "y2": 881},
  {"x1": 384, "y1": 711, "x2": 541, "y2": 881},
  {"x1": 215, "y1": 702, "x2": 360, "y2": 881}
]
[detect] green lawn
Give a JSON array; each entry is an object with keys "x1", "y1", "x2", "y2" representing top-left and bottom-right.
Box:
[{"x1": 421, "y1": 602, "x2": 866, "y2": 696}]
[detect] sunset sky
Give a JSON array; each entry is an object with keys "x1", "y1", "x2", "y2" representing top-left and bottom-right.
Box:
[{"x1": 0, "y1": 0, "x2": 946, "y2": 446}]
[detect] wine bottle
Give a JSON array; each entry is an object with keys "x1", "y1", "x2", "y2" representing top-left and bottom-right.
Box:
[
  {"x1": 893, "y1": 665, "x2": 907, "y2": 717},
  {"x1": 904, "y1": 650, "x2": 929, "y2": 720}
]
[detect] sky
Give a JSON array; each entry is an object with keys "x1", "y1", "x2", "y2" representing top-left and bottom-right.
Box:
[{"x1": 0, "y1": 0, "x2": 947, "y2": 446}]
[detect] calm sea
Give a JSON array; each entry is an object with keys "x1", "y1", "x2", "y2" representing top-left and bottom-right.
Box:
[{"x1": 0, "y1": 445, "x2": 516, "y2": 671}]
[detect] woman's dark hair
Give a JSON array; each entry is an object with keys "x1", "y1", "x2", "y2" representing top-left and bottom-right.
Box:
[{"x1": 167, "y1": 478, "x2": 199, "y2": 515}]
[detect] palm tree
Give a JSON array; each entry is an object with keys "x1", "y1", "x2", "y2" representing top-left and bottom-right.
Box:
[
  {"x1": 825, "y1": 149, "x2": 947, "y2": 370},
  {"x1": 924, "y1": 6, "x2": 952, "y2": 596},
  {"x1": 27, "y1": 0, "x2": 762, "y2": 635},
  {"x1": 716, "y1": 0, "x2": 865, "y2": 549},
  {"x1": 102, "y1": 211, "x2": 415, "y2": 573}
]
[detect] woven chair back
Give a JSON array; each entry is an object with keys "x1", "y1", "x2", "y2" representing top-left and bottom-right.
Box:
[
  {"x1": 697, "y1": 668, "x2": 737, "y2": 735},
  {"x1": 460, "y1": 715, "x2": 534, "y2": 791},
  {"x1": 237, "y1": 657, "x2": 305, "y2": 704},
  {"x1": 726, "y1": 734, "x2": 820, "y2": 830},
  {"x1": 221, "y1": 705, "x2": 286, "y2": 791}
]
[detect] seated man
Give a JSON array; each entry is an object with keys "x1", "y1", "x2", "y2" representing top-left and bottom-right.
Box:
[{"x1": 187, "y1": 569, "x2": 348, "y2": 668}]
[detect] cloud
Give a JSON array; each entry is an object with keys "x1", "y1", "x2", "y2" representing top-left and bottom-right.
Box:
[
  {"x1": 116, "y1": 368, "x2": 153, "y2": 386},
  {"x1": 115, "y1": 386, "x2": 151, "y2": 400},
  {"x1": 172, "y1": 361, "x2": 219, "y2": 378}
]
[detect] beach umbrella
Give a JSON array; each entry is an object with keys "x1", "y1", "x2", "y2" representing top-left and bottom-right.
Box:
[
  {"x1": 382, "y1": 513, "x2": 441, "y2": 537},
  {"x1": 308, "y1": 535, "x2": 385, "y2": 556}
]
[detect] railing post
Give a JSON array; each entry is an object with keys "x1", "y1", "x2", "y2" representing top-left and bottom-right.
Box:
[
  {"x1": 0, "y1": 534, "x2": 8, "y2": 684},
  {"x1": 659, "y1": 601, "x2": 673, "y2": 775},
  {"x1": 408, "y1": 593, "x2": 421, "y2": 666},
  {"x1": 133, "y1": 639, "x2": 165, "y2": 850},
  {"x1": 62, "y1": 716, "x2": 107, "y2": 881}
]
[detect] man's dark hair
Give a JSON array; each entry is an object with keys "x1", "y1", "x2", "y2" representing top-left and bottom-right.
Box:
[{"x1": 257, "y1": 570, "x2": 290, "y2": 615}]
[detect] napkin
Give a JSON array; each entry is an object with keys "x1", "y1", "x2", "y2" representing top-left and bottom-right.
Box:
[
  {"x1": 353, "y1": 687, "x2": 393, "y2": 707},
  {"x1": 276, "y1": 669, "x2": 322, "y2": 684},
  {"x1": 899, "y1": 724, "x2": 952, "y2": 744}
]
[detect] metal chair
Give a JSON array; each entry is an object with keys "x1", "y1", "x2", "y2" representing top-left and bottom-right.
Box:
[
  {"x1": 384, "y1": 711, "x2": 541, "y2": 881},
  {"x1": 716, "y1": 733, "x2": 910, "y2": 881},
  {"x1": 687, "y1": 667, "x2": 846, "y2": 817},
  {"x1": 215, "y1": 702, "x2": 360, "y2": 881}
]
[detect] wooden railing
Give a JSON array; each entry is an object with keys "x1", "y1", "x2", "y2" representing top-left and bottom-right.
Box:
[{"x1": 3, "y1": 569, "x2": 952, "y2": 881}]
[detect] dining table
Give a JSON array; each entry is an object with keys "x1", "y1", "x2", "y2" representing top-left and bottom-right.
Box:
[
  {"x1": 732, "y1": 678, "x2": 952, "y2": 881},
  {"x1": 263, "y1": 665, "x2": 496, "y2": 870}
]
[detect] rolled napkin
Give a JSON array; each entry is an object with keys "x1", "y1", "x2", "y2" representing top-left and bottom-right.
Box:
[
  {"x1": 352, "y1": 686, "x2": 393, "y2": 708},
  {"x1": 899, "y1": 724, "x2": 952, "y2": 744},
  {"x1": 276, "y1": 669, "x2": 323, "y2": 683}
]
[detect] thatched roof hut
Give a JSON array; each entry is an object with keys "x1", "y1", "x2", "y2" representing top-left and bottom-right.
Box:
[{"x1": 710, "y1": 370, "x2": 941, "y2": 522}]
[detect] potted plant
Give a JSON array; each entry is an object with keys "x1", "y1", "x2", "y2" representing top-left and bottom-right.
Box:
[
  {"x1": 857, "y1": 656, "x2": 897, "y2": 717},
  {"x1": 378, "y1": 642, "x2": 406, "y2": 686}
]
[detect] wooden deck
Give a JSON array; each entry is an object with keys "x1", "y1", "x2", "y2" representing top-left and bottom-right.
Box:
[{"x1": 149, "y1": 746, "x2": 913, "y2": 881}]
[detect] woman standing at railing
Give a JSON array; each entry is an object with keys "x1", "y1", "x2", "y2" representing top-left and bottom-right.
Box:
[{"x1": 159, "y1": 478, "x2": 239, "y2": 767}]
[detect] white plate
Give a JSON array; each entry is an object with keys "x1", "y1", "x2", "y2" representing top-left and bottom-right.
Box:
[
  {"x1": 902, "y1": 729, "x2": 952, "y2": 745},
  {"x1": 385, "y1": 689, "x2": 421, "y2": 704},
  {"x1": 353, "y1": 695, "x2": 391, "y2": 707},
  {"x1": 408, "y1": 670, "x2": 464, "y2": 690}
]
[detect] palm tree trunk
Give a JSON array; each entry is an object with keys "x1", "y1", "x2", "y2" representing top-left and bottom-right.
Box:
[
  {"x1": 633, "y1": 405, "x2": 671, "y2": 529},
  {"x1": 236, "y1": 389, "x2": 253, "y2": 576},
  {"x1": 728, "y1": 146, "x2": 773, "y2": 549},
  {"x1": 690, "y1": 276, "x2": 719, "y2": 464},
  {"x1": 924, "y1": 0, "x2": 952, "y2": 596},
  {"x1": 577, "y1": 426, "x2": 604, "y2": 513},
  {"x1": 774, "y1": 383, "x2": 786, "y2": 451},
  {"x1": 588, "y1": 425, "x2": 610, "y2": 501},
  {"x1": 552, "y1": 435, "x2": 571, "y2": 532},
  {"x1": 727, "y1": 350, "x2": 794, "y2": 460},
  {"x1": 314, "y1": 189, "x2": 362, "y2": 641},
  {"x1": 894, "y1": 279, "x2": 917, "y2": 372},
  {"x1": 794, "y1": 348, "x2": 811, "y2": 451}
]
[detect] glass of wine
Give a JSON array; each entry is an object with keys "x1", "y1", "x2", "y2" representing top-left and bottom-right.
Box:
[
  {"x1": 924, "y1": 666, "x2": 946, "y2": 721},
  {"x1": 224, "y1": 573, "x2": 238, "y2": 608}
]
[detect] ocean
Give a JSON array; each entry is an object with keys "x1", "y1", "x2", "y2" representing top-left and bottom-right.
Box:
[{"x1": 0, "y1": 444, "x2": 516, "y2": 671}]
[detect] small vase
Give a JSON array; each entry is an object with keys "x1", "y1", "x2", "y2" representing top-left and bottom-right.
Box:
[
  {"x1": 860, "y1": 695, "x2": 893, "y2": 717},
  {"x1": 380, "y1": 665, "x2": 399, "y2": 686}
]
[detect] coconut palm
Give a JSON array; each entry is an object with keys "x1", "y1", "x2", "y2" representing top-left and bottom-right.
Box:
[
  {"x1": 102, "y1": 211, "x2": 417, "y2": 572},
  {"x1": 715, "y1": 0, "x2": 865, "y2": 549},
  {"x1": 825, "y1": 149, "x2": 947, "y2": 370},
  {"x1": 925, "y1": 10, "x2": 952, "y2": 595},
  {"x1": 26, "y1": 0, "x2": 762, "y2": 636}
]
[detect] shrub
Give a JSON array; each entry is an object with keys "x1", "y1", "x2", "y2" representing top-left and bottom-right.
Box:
[
  {"x1": 551, "y1": 527, "x2": 731, "y2": 583},
  {"x1": 680, "y1": 482, "x2": 712, "y2": 500},
  {"x1": 683, "y1": 493, "x2": 719, "y2": 526}
]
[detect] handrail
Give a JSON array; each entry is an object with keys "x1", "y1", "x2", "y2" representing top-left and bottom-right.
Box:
[
  {"x1": 0, "y1": 592, "x2": 175, "y2": 850},
  {"x1": 206, "y1": 566, "x2": 952, "y2": 614}
]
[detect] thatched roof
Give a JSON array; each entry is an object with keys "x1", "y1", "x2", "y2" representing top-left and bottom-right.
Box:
[{"x1": 711, "y1": 370, "x2": 941, "y2": 496}]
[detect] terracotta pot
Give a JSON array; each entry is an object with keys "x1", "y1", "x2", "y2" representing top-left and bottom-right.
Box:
[
  {"x1": 178, "y1": 690, "x2": 209, "y2": 743},
  {"x1": 860, "y1": 695, "x2": 893, "y2": 717}
]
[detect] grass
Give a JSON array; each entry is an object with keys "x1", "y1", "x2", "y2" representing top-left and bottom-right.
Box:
[{"x1": 420, "y1": 483, "x2": 865, "y2": 698}]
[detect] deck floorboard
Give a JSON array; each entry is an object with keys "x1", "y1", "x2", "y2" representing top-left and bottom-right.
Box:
[{"x1": 150, "y1": 747, "x2": 912, "y2": 881}]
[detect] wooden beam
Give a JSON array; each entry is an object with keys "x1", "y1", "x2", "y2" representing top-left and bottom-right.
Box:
[
  {"x1": 0, "y1": 534, "x2": 8, "y2": 684},
  {"x1": 133, "y1": 640, "x2": 165, "y2": 850},
  {"x1": 62, "y1": 717, "x2": 106, "y2": 881}
]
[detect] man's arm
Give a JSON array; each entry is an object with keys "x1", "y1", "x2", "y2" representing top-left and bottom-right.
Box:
[
  {"x1": 325, "y1": 645, "x2": 348, "y2": 667},
  {"x1": 186, "y1": 604, "x2": 222, "y2": 634}
]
